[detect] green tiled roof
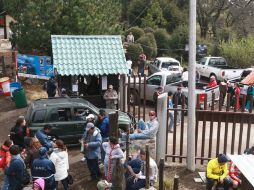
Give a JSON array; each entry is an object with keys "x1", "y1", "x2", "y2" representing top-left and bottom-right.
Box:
[{"x1": 51, "y1": 35, "x2": 128, "y2": 76}]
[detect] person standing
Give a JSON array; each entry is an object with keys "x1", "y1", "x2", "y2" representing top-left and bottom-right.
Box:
[
  {"x1": 245, "y1": 83, "x2": 254, "y2": 111},
  {"x1": 49, "y1": 140, "x2": 69, "y2": 190},
  {"x1": 138, "y1": 52, "x2": 146, "y2": 77},
  {"x1": 219, "y1": 79, "x2": 228, "y2": 105},
  {"x1": 46, "y1": 76, "x2": 57, "y2": 98},
  {"x1": 35, "y1": 125, "x2": 55, "y2": 151},
  {"x1": 103, "y1": 85, "x2": 118, "y2": 109},
  {"x1": 31, "y1": 147, "x2": 56, "y2": 190},
  {"x1": 168, "y1": 92, "x2": 174, "y2": 133},
  {"x1": 126, "y1": 32, "x2": 134, "y2": 43},
  {"x1": 233, "y1": 83, "x2": 241, "y2": 110},
  {"x1": 5, "y1": 145, "x2": 25, "y2": 190},
  {"x1": 0, "y1": 140, "x2": 13, "y2": 190},
  {"x1": 102, "y1": 137, "x2": 124, "y2": 182},
  {"x1": 24, "y1": 138, "x2": 42, "y2": 171},
  {"x1": 172, "y1": 87, "x2": 186, "y2": 125},
  {"x1": 10, "y1": 116, "x2": 28, "y2": 150},
  {"x1": 126, "y1": 57, "x2": 133, "y2": 75},
  {"x1": 83, "y1": 123, "x2": 102, "y2": 181}
]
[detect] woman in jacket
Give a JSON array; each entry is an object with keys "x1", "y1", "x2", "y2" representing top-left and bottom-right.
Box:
[
  {"x1": 0, "y1": 139, "x2": 13, "y2": 190},
  {"x1": 102, "y1": 136, "x2": 124, "y2": 182},
  {"x1": 25, "y1": 138, "x2": 42, "y2": 170},
  {"x1": 49, "y1": 140, "x2": 69, "y2": 190},
  {"x1": 10, "y1": 116, "x2": 27, "y2": 149}
]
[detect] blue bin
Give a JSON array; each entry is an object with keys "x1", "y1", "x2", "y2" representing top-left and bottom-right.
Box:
[{"x1": 10, "y1": 82, "x2": 22, "y2": 97}]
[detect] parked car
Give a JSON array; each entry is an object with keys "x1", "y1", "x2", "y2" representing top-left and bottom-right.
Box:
[
  {"x1": 26, "y1": 97, "x2": 134, "y2": 145},
  {"x1": 128, "y1": 71, "x2": 220, "y2": 106},
  {"x1": 148, "y1": 57, "x2": 183, "y2": 75},
  {"x1": 196, "y1": 56, "x2": 244, "y2": 81}
]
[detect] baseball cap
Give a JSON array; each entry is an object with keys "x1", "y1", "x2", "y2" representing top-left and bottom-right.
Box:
[
  {"x1": 217, "y1": 153, "x2": 230, "y2": 163},
  {"x1": 86, "y1": 114, "x2": 95, "y2": 120},
  {"x1": 86, "y1": 122, "x2": 95, "y2": 131},
  {"x1": 108, "y1": 85, "x2": 113, "y2": 89}
]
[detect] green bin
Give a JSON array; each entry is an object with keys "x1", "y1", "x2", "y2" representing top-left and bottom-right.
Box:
[{"x1": 13, "y1": 88, "x2": 28, "y2": 108}]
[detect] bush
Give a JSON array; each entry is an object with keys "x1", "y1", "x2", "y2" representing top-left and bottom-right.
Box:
[
  {"x1": 136, "y1": 33, "x2": 157, "y2": 59},
  {"x1": 219, "y1": 35, "x2": 254, "y2": 68},
  {"x1": 126, "y1": 43, "x2": 143, "y2": 63},
  {"x1": 154, "y1": 28, "x2": 170, "y2": 56},
  {"x1": 125, "y1": 26, "x2": 145, "y2": 41}
]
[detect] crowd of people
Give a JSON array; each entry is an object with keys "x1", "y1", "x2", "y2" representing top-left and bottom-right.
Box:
[{"x1": 0, "y1": 108, "x2": 159, "y2": 190}]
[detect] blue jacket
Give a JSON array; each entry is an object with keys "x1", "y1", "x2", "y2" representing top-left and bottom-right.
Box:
[
  {"x1": 124, "y1": 158, "x2": 143, "y2": 174},
  {"x1": 32, "y1": 157, "x2": 56, "y2": 190},
  {"x1": 35, "y1": 129, "x2": 53, "y2": 150},
  {"x1": 99, "y1": 117, "x2": 109, "y2": 138},
  {"x1": 83, "y1": 128, "x2": 102, "y2": 159},
  {"x1": 5, "y1": 155, "x2": 24, "y2": 190}
]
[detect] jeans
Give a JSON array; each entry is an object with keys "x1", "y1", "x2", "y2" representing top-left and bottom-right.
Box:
[
  {"x1": 55, "y1": 177, "x2": 69, "y2": 190},
  {"x1": 1, "y1": 175, "x2": 9, "y2": 190},
  {"x1": 206, "y1": 177, "x2": 231, "y2": 190},
  {"x1": 138, "y1": 68, "x2": 144, "y2": 77},
  {"x1": 137, "y1": 120, "x2": 147, "y2": 130},
  {"x1": 177, "y1": 105, "x2": 182, "y2": 124},
  {"x1": 168, "y1": 112, "x2": 174, "y2": 130},
  {"x1": 86, "y1": 158, "x2": 101, "y2": 179},
  {"x1": 126, "y1": 177, "x2": 146, "y2": 190}
]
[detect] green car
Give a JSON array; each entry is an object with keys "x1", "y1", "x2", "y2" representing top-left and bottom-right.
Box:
[{"x1": 26, "y1": 97, "x2": 134, "y2": 145}]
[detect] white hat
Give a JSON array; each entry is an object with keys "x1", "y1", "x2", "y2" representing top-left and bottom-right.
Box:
[
  {"x1": 86, "y1": 114, "x2": 95, "y2": 120},
  {"x1": 86, "y1": 122, "x2": 95, "y2": 131},
  {"x1": 108, "y1": 85, "x2": 113, "y2": 89}
]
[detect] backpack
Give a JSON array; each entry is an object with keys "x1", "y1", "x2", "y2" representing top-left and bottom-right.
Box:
[{"x1": 0, "y1": 148, "x2": 7, "y2": 168}]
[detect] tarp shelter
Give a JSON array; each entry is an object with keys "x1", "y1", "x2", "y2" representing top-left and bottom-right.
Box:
[{"x1": 51, "y1": 35, "x2": 129, "y2": 108}]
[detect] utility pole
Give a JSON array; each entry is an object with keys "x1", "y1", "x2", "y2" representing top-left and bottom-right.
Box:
[{"x1": 187, "y1": 0, "x2": 196, "y2": 171}]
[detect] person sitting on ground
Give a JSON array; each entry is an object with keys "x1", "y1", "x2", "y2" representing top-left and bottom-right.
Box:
[
  {"x1": 229, "y1": 160, "x2": 241, "y2": 190},
  {"x1": 206, "y1": 75, "x2": 217, "y2": 88},
  {"x1": 31, "y1": 147, "x2": 56, "y2": 190},
  {"x1": 206, "y1": 153, "x2": 232, "y2": 190},
  {"x1": 35, "y1": 125, "x2": 55, "y2": 151},
  {"x1": 125, "y1": 149, "x2": 158, "y2": 190},
  {"x1": 122, "y1": 111, "x2": 159, "y2": 140},
  {"x1": 102, "y1": 136, "x2": 124, "y2": 182}
]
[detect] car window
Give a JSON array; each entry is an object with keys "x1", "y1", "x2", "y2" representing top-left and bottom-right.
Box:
[
  {"x1": 199, "y1": 58, "x2": 207, "y2": 65},
  {"x1": 161, "y1": 62, "x2": 179, "y2": 69},
  {"x1": 32, "y1": 110, "x2": 46, "y2": 123},
  {"x1": 49, "y1": 108, "x2": 72, "y2": 122},
  {"x1": 166, "y1": 76, "x2": 173, "y2": 84},
  {"x1": 147, "y1": 75, "x2": 162, "y2": 86},
  {"x1": 171, "y1": 75, "x2": 182, "y2": 83}
]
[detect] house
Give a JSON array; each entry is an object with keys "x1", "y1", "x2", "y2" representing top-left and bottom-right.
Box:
[{"x1": 51, "y1": 35, "x2": 129, "y2": 108}]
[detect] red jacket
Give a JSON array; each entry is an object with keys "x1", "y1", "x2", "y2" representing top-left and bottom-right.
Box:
[
  {"x1": 0, "y1": 144, "x2": 11, "y2": 169},
  {"x1": 207, "y1": 80, "x2": 217, "y2": 88},
  {"x1": 229, "y1": 161, "x2": 241, "y2": 183}
]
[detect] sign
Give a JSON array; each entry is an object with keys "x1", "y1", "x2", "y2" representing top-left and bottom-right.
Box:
[{"x1": 17, "y1": 54, "x2": 54, "y2": 79}]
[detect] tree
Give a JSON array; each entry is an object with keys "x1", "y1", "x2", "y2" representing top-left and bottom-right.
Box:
[
  {"x1": 3, "y1": 0, "x2": 123, "y2": 54},
  {"x1": 136, "y1": 33, "x2": 157, "y2": 59},
  {"x1": 141, "y1": 0, "x2": 166, "y2": 29},
  {"x1": 154, "y1": 28, "x2": 170, "y2": 56},
  {"x1": 197, "y1": 0, "x2": 229, "y2": 38}
]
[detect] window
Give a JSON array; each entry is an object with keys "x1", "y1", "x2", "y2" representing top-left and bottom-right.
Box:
[
  {"x1": 161, "y1": 62, "x2": 179, "y2": 69},
  {"x1": 166, "y1": 76, "x2": 173, "y2": 85},
  {"x1": 73, "y1": 108, "x2": 87, "y2": 121},
  {"x1": 49, "y1": 108, "x2": 72, "y2": 122},
  {"x1": 147, "y1": 75, "x2": 162, "y2": 86},
  {"x1": 32, "y1": 110, "x2": 46, "y2": 123},
  {"x1": 199, "y1": 58, "x2": 207, "y2": 65}
]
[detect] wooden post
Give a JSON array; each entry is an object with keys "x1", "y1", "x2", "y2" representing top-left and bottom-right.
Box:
[
  {"x1": 173, "y1": 175, "x2": 179, "y2": 190},
  {"x1": 145, "y1": 144, "x2": 150, "y2": 189},
  {"x1": 159, "y1": 158, "x2": 165, "y2": 190},
  {"x1": 110, "y1": 158, "x2": 125, "y2": 190},
  {"x1": 109, "y1": 111, "x2": 119, "y2": 141}
]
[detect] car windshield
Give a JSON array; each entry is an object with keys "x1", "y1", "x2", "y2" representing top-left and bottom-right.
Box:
[{"x1": 161, "y1": 62, "x2": 179, "y2": 68}]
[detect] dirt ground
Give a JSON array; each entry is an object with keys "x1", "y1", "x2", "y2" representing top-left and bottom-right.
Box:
[{"x1": 0, "y1": 82, "x2": 206, "y2": 190}]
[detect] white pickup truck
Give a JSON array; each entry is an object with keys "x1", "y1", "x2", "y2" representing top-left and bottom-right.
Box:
[
  {"x1": 196, "y1": 56, "x2": 244, "y2": 81},
  {"x1": 129, "y1": 71, "x2": 220, "y2": 105}
]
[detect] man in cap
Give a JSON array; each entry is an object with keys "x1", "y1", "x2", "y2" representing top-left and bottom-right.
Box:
[
  {"x1": 82, "y1": 122, "x2": 102, "y2": 180},
  {"x1": 207, "y1": 75, "x2": 217, "y2": 88},
  {"x1": 122, "y1": 111, "x2": 159, "y2": 140},
  {"x1": 206, "y1": 153, "x2": 232, "y2": 190},
  {"x1": 35, "y1": 124, "x2": 55, "y2": 151},
  {"x1": 31, "y1": 147, "x2": 56, "y2": 190},
  {"x1": 5, "y1": 145, "x2": 24, "y2": 190},
  {"x1": 103, "y1": 85, "x2": 118, "y2": 109}
]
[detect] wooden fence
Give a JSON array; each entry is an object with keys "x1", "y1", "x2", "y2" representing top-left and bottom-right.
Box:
[{"x1": 166, "y1": 92, "x2": 254, "y2": 164}]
